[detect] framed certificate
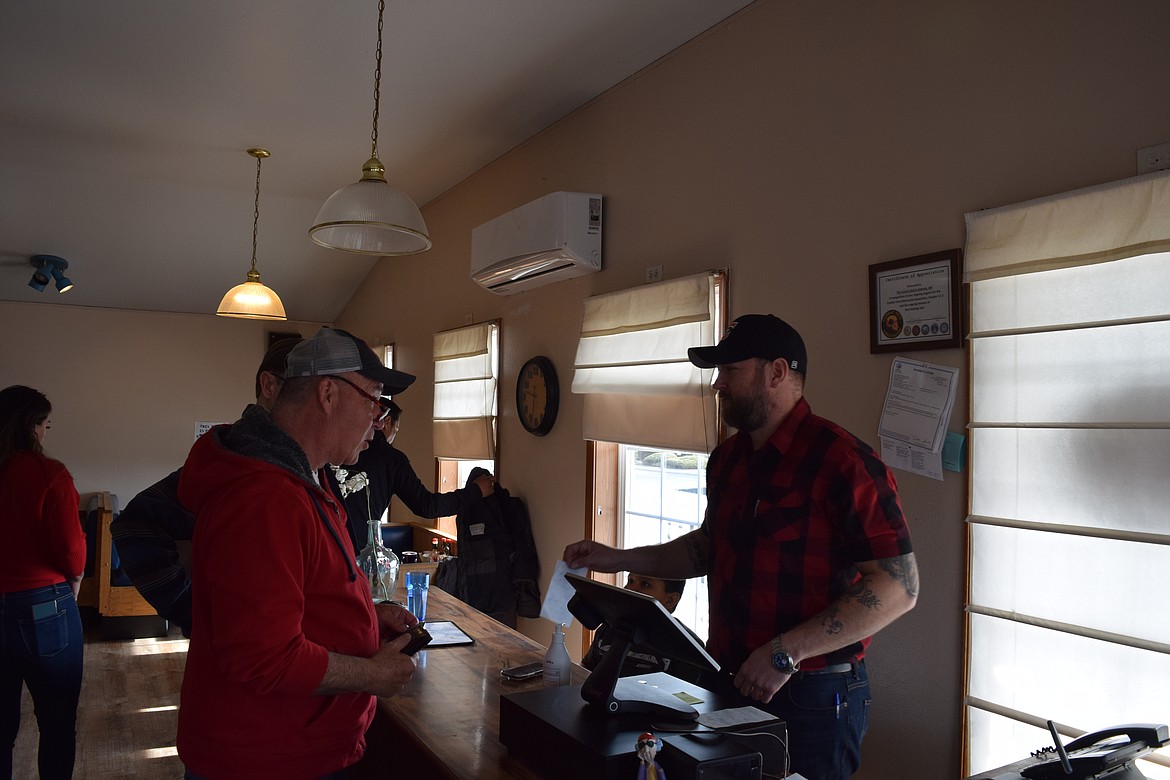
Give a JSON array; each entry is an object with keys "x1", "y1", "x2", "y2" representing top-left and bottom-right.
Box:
[{"x1": 869, "y1": 249, "x2": 963, "y2": 353}]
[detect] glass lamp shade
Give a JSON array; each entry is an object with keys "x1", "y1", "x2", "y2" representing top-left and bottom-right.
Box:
[
  {"x1": 309, "y1": 157, "x2": 432, "y2": 256},
  {"x1": 216, "y1": 274, "x2": 287, "y2": 320}
]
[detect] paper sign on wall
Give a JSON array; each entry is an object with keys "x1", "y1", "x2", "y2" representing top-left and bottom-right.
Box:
[
  {"x1": 194, "y1": 422, "x2": 226, "y2": 442},
  {"x1": 878, "y1": 357, "x2": 959, "y2": 480}
]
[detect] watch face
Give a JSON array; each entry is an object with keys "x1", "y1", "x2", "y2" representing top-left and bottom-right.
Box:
[
  {"x1": 772, "y1": 651, "x2": 796, "y2": 674},
  {"x1": 517, "y1": 356, "x2": 558, "y2": 436}
]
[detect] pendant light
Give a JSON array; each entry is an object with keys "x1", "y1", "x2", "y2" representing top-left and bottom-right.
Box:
[
  {"x1": 309, "y1": 0, "x2": 431, "y2": 256},
  {"x1": 217, "y1": 148, "x2": 288, "y2": 321}
]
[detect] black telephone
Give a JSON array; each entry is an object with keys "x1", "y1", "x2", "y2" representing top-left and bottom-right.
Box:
[{"x1": 1020, "y1": 721, "x2": 1169, "y2": 780}]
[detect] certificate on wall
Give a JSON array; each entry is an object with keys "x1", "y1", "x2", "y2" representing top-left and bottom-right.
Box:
[{"x1": 869, "y1": 249, "x2": 963, "y2": 353}]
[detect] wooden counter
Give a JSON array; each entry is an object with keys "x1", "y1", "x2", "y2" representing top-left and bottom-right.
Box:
[{"x1": 355, "y1": 585, "x2": 588, "y2": 780}]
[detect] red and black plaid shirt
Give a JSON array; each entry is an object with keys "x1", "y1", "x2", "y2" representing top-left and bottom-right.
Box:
[{"x1": 701, "y1": 398, "x2": 912, "y2": 671}]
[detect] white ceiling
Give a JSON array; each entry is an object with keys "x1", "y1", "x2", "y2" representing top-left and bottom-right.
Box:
[{"x1": 0, "y1": 0, "x2": 754, "y2": 322}]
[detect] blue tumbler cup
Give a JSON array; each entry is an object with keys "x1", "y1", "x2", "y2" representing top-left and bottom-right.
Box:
[{"x1": 406, "y1": 571, "x2": 430, "y2": 622}]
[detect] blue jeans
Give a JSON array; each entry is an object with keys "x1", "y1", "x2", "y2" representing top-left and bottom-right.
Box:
[
  {"x1": 0, "y1": 582, "x2": 84, "y2": 780},
  {"x1": 758, "y1": 659, "x2": 871, "y2": 780}
]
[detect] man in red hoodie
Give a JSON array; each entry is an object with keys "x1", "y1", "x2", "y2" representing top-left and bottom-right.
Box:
[{"x1": 177, "y1": 327, "x2": 420, "y2": 779}]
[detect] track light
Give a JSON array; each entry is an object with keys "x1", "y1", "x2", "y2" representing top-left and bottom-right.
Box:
[{"x1": 29, "y1": 255, "x2": 73, "y2": 293}]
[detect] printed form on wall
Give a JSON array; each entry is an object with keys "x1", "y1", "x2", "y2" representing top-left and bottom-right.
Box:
[{"x1": 877, "y1": 357, "x2": 959, "y2": 481}]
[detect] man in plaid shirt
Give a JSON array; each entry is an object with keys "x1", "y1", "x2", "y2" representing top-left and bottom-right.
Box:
[{"x1": 565, "y1": 314, "x2": 918, "y2": 780}]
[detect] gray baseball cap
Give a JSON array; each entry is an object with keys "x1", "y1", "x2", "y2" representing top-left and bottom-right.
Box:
[{"x1": 285, "y1": 327, "x2": 416, "y2": 395}]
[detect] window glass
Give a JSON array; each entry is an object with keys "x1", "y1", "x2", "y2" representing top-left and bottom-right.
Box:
[
  {"x1": 619, "y1": 444, "x2": 709, "y2": 642},
  {"x1": 456, "y1": 459, "x2": 494, "y2": 487},
  {"x1": 967, "y1": 251, "x2": 1170, "y2": 778}
]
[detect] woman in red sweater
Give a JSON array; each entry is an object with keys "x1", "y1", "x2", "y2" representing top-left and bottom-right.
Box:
[{"x1": 0, "y1": 385, "x2": 85, "y2": 780}]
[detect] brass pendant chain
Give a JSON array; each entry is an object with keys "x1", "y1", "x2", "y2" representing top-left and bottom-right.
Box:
[
  {"x1": 251, "y1": 152, "x2": 262, "y2": 274},
  {"x1": 370, "y1": 0, "x2": 384, "y2": 161}
]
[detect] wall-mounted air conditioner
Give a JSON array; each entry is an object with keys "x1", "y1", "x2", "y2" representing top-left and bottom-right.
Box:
[{"x1": 470, "y1": 191, "x2": 602, "y2": 295}]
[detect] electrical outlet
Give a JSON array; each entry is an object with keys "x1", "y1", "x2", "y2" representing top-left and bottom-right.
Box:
[
  {"x1": 464, "y1": 313, "x2": 473, "y2": 325},
  {"x1": 645, "y1": 265, "x2": 663, "y2": 283},
  {"x1": 1137, "y1": 141, "x2": 1170, "y2": 174}
]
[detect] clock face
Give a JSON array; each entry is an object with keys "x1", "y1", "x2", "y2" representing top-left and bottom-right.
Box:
[{"x1": 517, "y1": 356, "x2": 559, "y2": 436}]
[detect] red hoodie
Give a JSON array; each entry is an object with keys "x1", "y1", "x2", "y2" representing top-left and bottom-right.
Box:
[{"x1": 177, "y1": 419, "x2": 377, "y2": 778}]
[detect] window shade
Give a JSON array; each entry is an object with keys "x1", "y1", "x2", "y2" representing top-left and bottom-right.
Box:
[
  {"x1": 964, "y1": 168, "x2": 1170, "y2": 283},
  {"x1": 571, "y1": 272, "x2": 719, "y2": 452},
  {"x1": 433, "y1": 321, "x2": 497, "y2": 460},
  {"x1": 963, "y1": 171, "x2": 1170, "y2": 777}
]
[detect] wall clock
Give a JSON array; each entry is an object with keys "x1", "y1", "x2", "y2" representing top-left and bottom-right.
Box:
[{"x1": 516, "y1": 356, "x2": 559, "y2": 436}]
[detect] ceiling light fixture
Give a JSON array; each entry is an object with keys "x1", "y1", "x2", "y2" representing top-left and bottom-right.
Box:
[
  {"x1": 28, "y1": 255, "x2": 73, "y2": 293},
  {"x1": 216, "y1": 148, "x2": 288, "y2": 321},
  {"x1": 308, "y1": 0, "x2": 431, "y2": 256}
]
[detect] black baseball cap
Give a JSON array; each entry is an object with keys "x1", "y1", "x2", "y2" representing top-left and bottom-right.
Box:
[
  {"x1": 687, "y1": 314, "x2": 807, "y2": 373},
  {"x1": 285, "y1": 327, "x2": 416, "y2": 395}
]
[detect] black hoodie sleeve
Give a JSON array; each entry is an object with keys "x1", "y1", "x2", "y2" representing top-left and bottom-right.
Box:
[{"x1": 386, "y1": 446, "x2": 479, "y2": 520}]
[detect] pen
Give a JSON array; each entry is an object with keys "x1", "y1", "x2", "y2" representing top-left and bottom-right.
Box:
[{"x1": 835, "y1": 693, "x2": 841, "y2": 719}]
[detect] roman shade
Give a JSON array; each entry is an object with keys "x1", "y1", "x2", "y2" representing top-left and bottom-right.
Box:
[
  {"x1": 963, "y1": 169, "x2": 1170, "y2": 775},
  {"x1": 571, "y1": 271, "x2": 721, "y2": 452},
  {"x1": 433, "y1": 321, "x2": 497, "y2": 460}
]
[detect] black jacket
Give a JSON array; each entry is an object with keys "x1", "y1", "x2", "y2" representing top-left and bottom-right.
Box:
[{"x1": 440, "y1": 468, "x2": 540, "y2": 627}]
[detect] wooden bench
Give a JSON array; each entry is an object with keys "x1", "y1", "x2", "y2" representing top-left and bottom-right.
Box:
[{"x1": 76, "y1": 492, "x2": 157, "y2": 618}]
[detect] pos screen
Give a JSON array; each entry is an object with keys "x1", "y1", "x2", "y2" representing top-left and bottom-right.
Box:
[{"x1": 565, "y1": 572, "x2": 721, "y2": 720}]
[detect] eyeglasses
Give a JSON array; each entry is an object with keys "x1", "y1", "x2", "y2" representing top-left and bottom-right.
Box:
[{"x1": 325, "y1": 375, "x2": 391, "y2": 422}]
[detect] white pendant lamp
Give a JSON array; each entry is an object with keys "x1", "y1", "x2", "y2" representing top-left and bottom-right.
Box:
[
  {"x1": 217, "y1": 148, "x2": 288, "y2": 321},
  {"x1": 309, "y1": 0, "x2": 431, "y2": 256}
]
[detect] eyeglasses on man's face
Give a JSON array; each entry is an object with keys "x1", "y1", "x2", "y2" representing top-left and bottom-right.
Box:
[{"x1": 325, "y1": 375, "x2": 391, "y2": 422}]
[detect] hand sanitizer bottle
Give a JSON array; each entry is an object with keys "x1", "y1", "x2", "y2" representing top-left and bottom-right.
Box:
[{"x1": 543, "y1": 624, "x2": 571, "y2": 687}]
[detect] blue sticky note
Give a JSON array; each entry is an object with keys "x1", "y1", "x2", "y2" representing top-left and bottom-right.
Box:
[{"x1": 942, "y1": 432, "x2": 966, "y2": 472}]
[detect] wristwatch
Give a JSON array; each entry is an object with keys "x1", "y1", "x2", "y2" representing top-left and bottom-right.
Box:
[{"x1": 770, "y1": 635, "x2": 800, "y2": 674}]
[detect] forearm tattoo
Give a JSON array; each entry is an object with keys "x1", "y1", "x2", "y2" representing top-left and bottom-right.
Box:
[
  {"x1": 846, "y1": 579, "x2": 882, "y2": 610},
  {"x1": 818, "y1": 558, "x2": 912, "y2": 637},
  {"x1": 684, "y1": 534, "x2": 707, "y2": 574},
  {"x1": 819, "y1": 604, "x2": 844, "y2": 636}
]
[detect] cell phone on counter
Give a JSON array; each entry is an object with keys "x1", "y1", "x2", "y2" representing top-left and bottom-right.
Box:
[
  {"x1": 500, "y1": 662, "x2": 544, "y2": 681},
  {"x1": 402, "y1": 624, "x2": 432, "y2": 655}
]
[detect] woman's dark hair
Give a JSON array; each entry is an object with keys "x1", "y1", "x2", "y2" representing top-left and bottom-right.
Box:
[{"x1": 0, "y1": 385, "x2": 52, "y2": 464}]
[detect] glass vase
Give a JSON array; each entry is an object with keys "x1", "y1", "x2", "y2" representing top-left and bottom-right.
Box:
[{"x1": 356, "y1": 513, "x2": 400, "y2": 603}]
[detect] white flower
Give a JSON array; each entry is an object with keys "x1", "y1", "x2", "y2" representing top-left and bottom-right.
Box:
[{"x1": 332, "y1": 466, "x2": 370, "y2": 498}]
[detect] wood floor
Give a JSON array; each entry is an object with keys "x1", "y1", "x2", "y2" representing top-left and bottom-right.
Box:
[{"x1": 14, "y1": 625, "x2": 187, "y2": 779}]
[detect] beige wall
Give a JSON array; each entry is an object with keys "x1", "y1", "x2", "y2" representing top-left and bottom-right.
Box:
[
  {"x1": 335, "y1": 1, "x2": 1170, "y2": 777},
  {"x1": 3, "y1": 0, "x2": 1167, "y2": 776},
  {"x1": 0, "y1": 302, "x2": 323, "y2": 504}
]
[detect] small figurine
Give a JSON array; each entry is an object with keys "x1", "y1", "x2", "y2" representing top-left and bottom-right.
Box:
[{"x1": 635, "y1": 731, "x2": 666, "y2": 780}]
